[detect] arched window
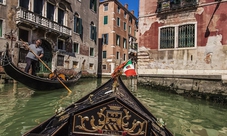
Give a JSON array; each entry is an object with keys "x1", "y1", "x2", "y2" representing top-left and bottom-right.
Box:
[
  {"x1": 90, "y1": 22, "x2": 96, "y2": 41},
  {"x1": 58, "y1": 3, "x2": 65, "y2": 25},
  {"x1": 47, "y1": 1, "x2": 55, "y2": 21},
  {"x1": 74, "y1": 12, "x2": 82, "y2": 34}
]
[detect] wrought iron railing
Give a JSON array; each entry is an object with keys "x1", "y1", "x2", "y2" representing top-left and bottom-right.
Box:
[
  {"x1": 157, "y1": 0, "x2": 197, "y2": 13},
  {"x1": 15, "y1": 7, "x2": 72, "y2": 36}
]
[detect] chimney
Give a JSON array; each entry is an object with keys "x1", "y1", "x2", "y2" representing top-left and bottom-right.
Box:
[
  {"x1": 124, "y1": 4, "x2": 128, "y2": 9},
  {"x1": 131, "y1": 10, "x2": 134, "y2": 15}
]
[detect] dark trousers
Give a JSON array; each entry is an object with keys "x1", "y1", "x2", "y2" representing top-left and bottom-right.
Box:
[{"x1": 25, "y1": 58, "x2": 38, "y2": 76}]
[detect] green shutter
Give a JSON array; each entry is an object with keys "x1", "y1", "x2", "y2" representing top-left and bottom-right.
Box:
[
  {"x1": 104, "y1": 16, "x2": 108, "y2": 24},
  {"x1": 79, "y1": 18, "x2": 82, "y2": 34},
  {"x1": 0, "y1": 20, "x2": 2, "y2": 37},
  {"x1": 74, "y1": 17, "x2": 77, "y2": 32},
  {"x1": 94, "y1": 26, "x2": 96, "y2": 41}
]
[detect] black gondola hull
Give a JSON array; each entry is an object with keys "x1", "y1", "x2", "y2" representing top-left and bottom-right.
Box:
[
  {"x1": 1, "y1": 49, "x2": 81, "y2": 91},
  {"x1": 23, "y1": 77, "x2": 173, "y2": 136}
]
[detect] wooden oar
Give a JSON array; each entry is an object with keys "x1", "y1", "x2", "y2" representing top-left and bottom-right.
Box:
[{"x1": 21, "y1": 40, "x2": 72, "y2": 93}]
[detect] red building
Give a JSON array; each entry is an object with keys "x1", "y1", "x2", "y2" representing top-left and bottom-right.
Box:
[{"x1": 138, "y1": 0, "x2": 227, "y2": 76}]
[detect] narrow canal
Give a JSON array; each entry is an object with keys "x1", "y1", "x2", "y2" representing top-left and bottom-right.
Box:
[{"x1": 0, "y1": 77, "x2": 226, "y2": 136}]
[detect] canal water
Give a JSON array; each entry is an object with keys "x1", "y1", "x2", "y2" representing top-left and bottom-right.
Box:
[{"x1": 0, "y1": 77, "x2": 226, "y2": 136}]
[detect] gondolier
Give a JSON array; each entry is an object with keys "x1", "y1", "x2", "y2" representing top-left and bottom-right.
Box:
[{"x1": 24, "y1": 39, "x2": 44, "y2": 76}]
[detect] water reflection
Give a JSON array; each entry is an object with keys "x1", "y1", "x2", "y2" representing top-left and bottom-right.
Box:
[
  {"x1": 136, "y1": 86, "x2": 227, "y2": 136},
  {"x1": 0, "y1": 78, "x2": 226, "y2": 136}
]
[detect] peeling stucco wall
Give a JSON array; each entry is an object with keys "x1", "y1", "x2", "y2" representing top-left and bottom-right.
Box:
[{"x1": 138, "y1": 0, "x2": 227, "y2": 76}]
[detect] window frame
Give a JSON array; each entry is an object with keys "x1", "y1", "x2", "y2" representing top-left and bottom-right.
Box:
[
  {"x1": 123, "y1": 22, "x2": 126, "y2": 31},
  {"x1": 158, "y1": 23, "x2": 197, "y2": 50},
  {"x1": 90, "y1": 23, "x2": 97, "y2": 41},
  {"x1": 58, "y1": 39, "x2": 65, "y2": 50},
  {"x1": 102, "y1": 33, "x2": 108, "y2": 45},
  {"x1": 104, "y1": 3, "x2": 108, "y2": 11},
  {"x1": 123, "y1": 38, "x2": 127, "y2": 49},
  {"x1": 116, "y1": 34, "x2": 120, "y2": 46},
  {"x1": 73, "y1": 42, "x2": 80, "y2": 54},
  {"x1": 74, "y1": 13, "x2": 82, "y2": 34},
  {"x1": 102, "y1": 51, "x2": 107, "y2": 59},
  {"x1": 90, "y1": 47, "x2": 94, "y2": 56},
  {"x1": 0, "y1": 19, "x2": 3, "y2": 38},
  {"x1": 117, "y1": 17, "x2": 120, "y2": 27},
  {"x1": 90, "y1": 0, "x2": 97, "y2": 13},
  {"x1": 104, "y1": 16, "x2": 108, "y2": 25},
  {"x1": 47, "y1": 2, "x2": 55, "y2": 21}
]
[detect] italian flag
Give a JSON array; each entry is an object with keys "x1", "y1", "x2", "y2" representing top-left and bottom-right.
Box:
[{"x1": 123, "y1": 60, "x2": 137, "y2": 77}]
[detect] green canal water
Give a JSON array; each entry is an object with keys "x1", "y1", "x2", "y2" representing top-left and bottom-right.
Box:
[{"x1": 0, "y1": 78, "x2": 226, "y2": 136}]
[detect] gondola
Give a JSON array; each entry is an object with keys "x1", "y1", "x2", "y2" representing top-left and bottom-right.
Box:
[
  {"x1": 22, "y1": 71, "x2": 173, "y2": 135},
  {"x1": 1, "y1": 45, "x2": 82, "y2": 91}
]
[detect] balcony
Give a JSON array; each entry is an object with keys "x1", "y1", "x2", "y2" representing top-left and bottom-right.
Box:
[
  {"x1": 15, "y1": 8, "x2": 72, "y2": 36},
  {"x1": 157, "y1": 0, "x2": 197, "y2": 13}
]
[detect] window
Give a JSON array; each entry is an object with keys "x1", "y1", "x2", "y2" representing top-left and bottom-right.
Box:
[
  {"x1": 102, "y1": 65, "x2": 107, "y2": 70},
  {"x1": 73, "y1": 42, "x2": 79, "y2": 53},
  {"x1": 90, "y1": 0, "x2": 97, "y2": 12},
  {"x1": 104, "y1": 16, "x2": 108, "y2": 25},
  {"x1": 117, "y1": 17, "x2": 120, "y2": 27},
  {"x1": 124, "y1": 22, "x2": 126, "y2": 31},
  {"x1": 116, "y1": 35, "x2": 120, "y2": 46},
  {"x1": 116, "y1": 52, "x2": 120, "y2": 59},
  {"x1": 73, "y1": 61, "x2": 79, "y2": 68},
  {"x1": 57, "y1": 55, "x2": 64, "y2": 66},
  {"x1": 58, "y1": 39, "x2": 64, "y2": 50},
  {"x1": 104, "y1": 4, "x2": 108, "y2": 11},
  {"x1": 0, "y1": 0, "x2": 6, "y2": 4},
  {"x1": 128, "y1": 26, "x2": 131, "y2": 34},
  {"x1": 90, "y1": 22, "x2": 96, "y2": 41},
  {"x1": 74, "y1": 13, "x2": 82, "y2": 34},
  {"x1": 34, "y1": 0, "x2": 43, "y2": 15},
  {"x1": 102, "y1": 33, "x2": 108, "y2": 45},
  {"x1": 102, "y1": 51, "x2": 106, "y2": 58},
  {"x1": 123, "y1": 38, "x2": 127, "y2": 49},
  {"x1": 159, "y1": 24, "x2": 196, "y2": 49},
  {"x1": 0, "y1": 20, "x2": 2, "y2": 37},
  {"x1": 89, "y1": 63, "x2": 94, "y2": 69},
  {"x1": 20, "y1": 0, "x2": 29, "y2": 9},
  {"x1": 90, "y1": 47, "x2": 94, "y2": 56},
  {"x1": 178, "y1": 24, "x2": 195, "y2": 48},
  {"x1": 129, "y1": 16, "x2": 132, "y2": 24},
  {"x1": 47, "y1": 2, "x2": 54, "y2": 21},
  {"x1": 123, "y1": 54, "x2": 126, "y2": 61},
  {"x1": 124, "y1": 11, "x2": 127, "y2": 18},
  {"x1": 117, "y1": 6, "x2": 120, "y2": 14},
  {"x1": 58, "y1": 8, "x2": 64, "y2": 25}
]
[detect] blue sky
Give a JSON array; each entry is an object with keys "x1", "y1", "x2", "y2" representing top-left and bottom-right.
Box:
[{"x1": 119, "y1": 0, "x2": 139, "y2": 17}]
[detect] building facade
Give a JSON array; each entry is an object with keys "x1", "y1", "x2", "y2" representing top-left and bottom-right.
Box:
[
  {"x1": 138, "y1": 0, "x2": 227, "y2": 76},
  {"x1": 0, "y1": 0, "x2": 99, "y2": 76},
  {"x1": 99, "y1": 0, "x2": 137, "y2": 75}
]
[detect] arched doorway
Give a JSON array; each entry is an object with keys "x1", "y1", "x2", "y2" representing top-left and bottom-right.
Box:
[{"x1": 37, "y1": 39, "x2": 52, "y2": 74}]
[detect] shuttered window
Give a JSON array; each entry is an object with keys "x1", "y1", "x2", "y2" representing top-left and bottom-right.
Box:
[
  {"x1": 74, "y1": 13, "x2": 82, "y2": 34},
  {"x1": 90, "y1": 23, "x2": 96, "y2": 41},
  {"x1": 104, "y1": 16, "x2": 108, "y2": 25},
  {"x1": 90, "y1": 0, "x2": 97, "y2": 12},
  {"x1": 102, "y1": 34, "x2": 108, "y2": 45},
  {"x1": 102, "y1": 51, "x2": 106, "y2": 58},
  {"x1": 0, "y1": 20, "x2": 2, "y2": 37}
]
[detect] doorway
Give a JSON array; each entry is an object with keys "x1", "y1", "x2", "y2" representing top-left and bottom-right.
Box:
[{"x1": 37, "y1": 39, "x2": 52, "y2": 74}]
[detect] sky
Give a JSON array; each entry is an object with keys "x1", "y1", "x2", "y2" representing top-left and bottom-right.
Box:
[{"x1": 119, "y1": 0, "x2": 139, "y2": 17}]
